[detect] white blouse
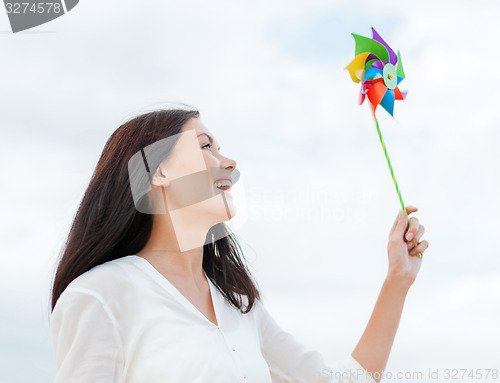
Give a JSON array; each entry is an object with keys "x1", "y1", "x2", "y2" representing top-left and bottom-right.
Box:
[{"x1": 50, "y1": 255, "x2": 376, "y2": 383}]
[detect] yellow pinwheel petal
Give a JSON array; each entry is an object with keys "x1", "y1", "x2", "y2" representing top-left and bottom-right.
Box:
[{"x1": 346, "y1": 52, "x2": 371, "y2": 83}]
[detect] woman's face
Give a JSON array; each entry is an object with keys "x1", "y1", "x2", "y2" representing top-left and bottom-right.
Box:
[{"x1": 152, "y1": 117, "x2": 238, "y2": 224}]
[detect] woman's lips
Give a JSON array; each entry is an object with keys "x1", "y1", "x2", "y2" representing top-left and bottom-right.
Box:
[{"x1": 213, "y1": 183, "x2": 233, "y2": 198}]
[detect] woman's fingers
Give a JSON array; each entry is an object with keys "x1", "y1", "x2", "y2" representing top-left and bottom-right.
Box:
[
  {"x1": 390, "y1": 205, "x2": 418, "y2": 237},
  {"x1": 407, "y1": 223, "x2": 425, "y2": 249},
  {"x1": 405, "y1": 216, "x2": 420, "y2": 242},
  {"x1": 405, "y1": 205, "x2": 418, "y2": 214},
  {"x1": 409, "y1": 240, "x2": 429, "y2": 257}
]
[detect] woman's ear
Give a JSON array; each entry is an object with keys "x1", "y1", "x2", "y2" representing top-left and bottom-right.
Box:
[{"x1": 151, "y1": 167, "x2": 170, "y2": 187}]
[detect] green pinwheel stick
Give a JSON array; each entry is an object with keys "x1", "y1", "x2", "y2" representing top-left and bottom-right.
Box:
[{"x1": 345, "y1": 27, "x2": 421, "y2": 258}]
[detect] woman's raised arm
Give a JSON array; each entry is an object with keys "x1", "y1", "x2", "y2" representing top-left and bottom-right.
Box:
[{"x1": 351, "y1": 206, "x2": 429, "y2": 383}]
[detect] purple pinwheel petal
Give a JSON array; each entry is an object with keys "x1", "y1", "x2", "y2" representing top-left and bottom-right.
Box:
[
  {"x1": 371, "y1": 60, "x2": 387, "y2": 70},
  {"x1": 366, "y1": 53, "x2": 378, "y2": 62},
  {"x1": 371, "y1": 27, "x2": 397, "y2": 65},
  {"x1": 401, "y1": 91, "x2": 408, "y2": 100}
]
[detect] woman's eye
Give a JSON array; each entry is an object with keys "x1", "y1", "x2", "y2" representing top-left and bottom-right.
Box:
[{"x1": 202, "y1": 143, "x2": 212, "y2": 151}]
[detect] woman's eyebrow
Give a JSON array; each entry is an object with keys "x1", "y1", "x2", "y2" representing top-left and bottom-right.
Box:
[
  {"x1": 197, "y1": 133, "x2": 212, "y2": 142},
  {"x1": 197, "y1": 133, "x2": 221, "y2": 151}
]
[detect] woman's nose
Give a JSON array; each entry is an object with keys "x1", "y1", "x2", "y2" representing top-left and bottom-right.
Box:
[{"x1": 220, "y1": 155, "x2": 236, "y2": 170}]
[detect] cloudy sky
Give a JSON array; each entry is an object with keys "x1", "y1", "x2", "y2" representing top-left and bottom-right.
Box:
[{"x1": 1, "y1": 0, "x2": 499, "y2": 382}]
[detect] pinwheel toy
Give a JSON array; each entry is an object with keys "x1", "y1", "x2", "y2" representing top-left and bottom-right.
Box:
[{"x1": 346, "y1": 27, "x2": 420, "y2": 258}]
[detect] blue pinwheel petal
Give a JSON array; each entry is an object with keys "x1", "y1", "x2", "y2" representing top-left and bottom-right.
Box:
[
  {"x1": 380, "y1": 89, "x2": 395, "y2": 116},
  {"x1": 363, "y1": 67, "x2": 383, "y2": 82},
  {"x1": 397, "y1": 76, "x2": 404, "y2": 85}
]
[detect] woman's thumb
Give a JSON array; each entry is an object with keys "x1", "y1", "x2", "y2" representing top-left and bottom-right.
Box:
[{"x1": 391, "y1": 209, "x2": 408, "y2": 237}]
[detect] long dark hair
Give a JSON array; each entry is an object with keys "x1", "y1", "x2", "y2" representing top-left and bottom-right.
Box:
[{"x1": 50, "y1": 107, "x2": 260, "y2": 314}]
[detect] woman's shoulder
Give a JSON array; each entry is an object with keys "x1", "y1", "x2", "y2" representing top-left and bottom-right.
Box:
[{"x1": 63, "y1": 255, "x2": 140, "y2": 299}]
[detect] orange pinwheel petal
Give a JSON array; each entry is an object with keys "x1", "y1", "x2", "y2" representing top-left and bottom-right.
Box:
[
  {"x1": 394, "y1": 86, "x2": 404, "y2": 100},
  {"x1": 367, "y1": 81, "x2": 387, "y2": 108}
]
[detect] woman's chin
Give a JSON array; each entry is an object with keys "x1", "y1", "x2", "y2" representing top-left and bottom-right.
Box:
[
  {"x1": 221, "y1": 204, "x2": 237, "y2": 221},
  {"x1": 202, "y1": 193, "x2": 238, "y2": 223},
  {"x1": 213, "y1": 204, "x2": 237, "y2": 223},
  {"x1": 226, "y1": 205, "x2": 237, "y2": 220}
]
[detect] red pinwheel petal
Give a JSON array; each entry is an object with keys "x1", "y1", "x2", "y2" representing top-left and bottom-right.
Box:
[
  {"x1": 394, "y1": 87, "x2": 404, "y2": 100},
  {"x1": 359, "y1": 92, "x2": 366, "y2": 105},
  {"x1": 367, "y1": 81, "x2": 387, "y2": 109},
  {"x1": 361, "y1": 82, "x2": 372, "y2": 97},
  {"x1": 362, "y1": 77, "x2": 383, "y2": 93}
]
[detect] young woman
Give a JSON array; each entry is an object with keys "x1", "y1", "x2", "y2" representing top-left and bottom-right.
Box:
[{"x1": 50, "y1": 106, "x2": 429, "y2": 383}]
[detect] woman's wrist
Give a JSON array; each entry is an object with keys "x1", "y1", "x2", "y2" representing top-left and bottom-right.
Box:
[{"x1": 385, "y1": 272, "x2": 413, "y2": 294}]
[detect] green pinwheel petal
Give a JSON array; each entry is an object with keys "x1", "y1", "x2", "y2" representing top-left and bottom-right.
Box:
[
  {"x1": 365, "y1": 59, "x2": 378, "y2": 70},
  {"x1": 396, "y1": 50, "x2": 405, "y2": 79},
  {"x1": 352, "y1": 33, "x2": 390, "y2": 62}
]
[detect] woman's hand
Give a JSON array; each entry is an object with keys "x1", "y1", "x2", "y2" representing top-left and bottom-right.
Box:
[{"x1": 386, "y1": 205, "x2": 429, "y2": 289}]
